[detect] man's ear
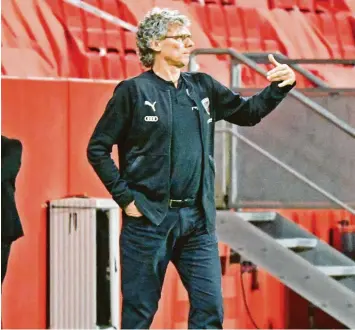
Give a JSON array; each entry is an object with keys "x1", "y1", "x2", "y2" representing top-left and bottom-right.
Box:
[{"x1": 150, "y1": 39, "x2": 161, "y2": 52}]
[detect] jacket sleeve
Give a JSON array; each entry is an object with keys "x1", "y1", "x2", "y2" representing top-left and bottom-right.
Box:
[
  {"x1": 209, "y1": 75, "x2": 295, "y2": 126},
  {"x1": 87, "y1": 81, "x2": 135, "y2": 209},
  {"x1": 1, "y1": 136, "x2": 23, "y2": 183}
]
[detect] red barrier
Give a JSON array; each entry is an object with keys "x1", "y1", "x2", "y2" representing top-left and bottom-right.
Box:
[
  {"x1": 3, "y1": 77, "x2": 354, "y2": 329},
  {"x1": 1, "y1": 77, "x2": 69, "y2": 329}
]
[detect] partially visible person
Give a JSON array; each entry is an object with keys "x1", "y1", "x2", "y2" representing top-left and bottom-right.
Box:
[{"x1": 1, "y1": 135, "x2": 24, "y2": 284}]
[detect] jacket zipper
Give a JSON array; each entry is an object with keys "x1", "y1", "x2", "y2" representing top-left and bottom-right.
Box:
[{"x1": 167, "y1": 90, "x2": 172, "y2": 201}]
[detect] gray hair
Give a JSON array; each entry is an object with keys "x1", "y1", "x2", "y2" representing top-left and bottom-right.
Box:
[{"x1": 136, "y1": 8, "x2": 190, "y2": 67}]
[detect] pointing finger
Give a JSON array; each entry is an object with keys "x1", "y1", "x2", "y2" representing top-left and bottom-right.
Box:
[{"x1": 268, "y1": 54, "x2": 281, "y2": 67}]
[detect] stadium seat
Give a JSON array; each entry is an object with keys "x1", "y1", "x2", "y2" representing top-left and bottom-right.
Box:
[
  {"x1": 332, "y1": 0, "x2": 351, "y2": 11},
  {"x1": 103, "y1": 52, "x2": 125, "y2": 80},
  {"x1": 314, "y1": 0, "x2": 333, "y2": 11},
  {"x1": 13, "y1": 0, "x2": 58, "y2": 68},
  {"x1": 253, "y1": 65, "x2": 270, "y2": 88},
  {"x1": 206, "y1": 0, "x2": 222, "y2": 3},
  {"x1": 306, "y1": 12, "x2": 343, "y2": 58},
  {"x1": 224, "y1": 6, "x2": 247, "y2": 51},
  {"x1": 188, "y1": 2, "x2": 210, "y2": 36},
  {"x1": 45, "y1": 0, "x2": 64, "y2": 22},
  {"x1": 101, "y1": 0, "x2": 124, "y2": 52},
  {"x1": 116, "y1": 0, "x2": 139, "y2": 25},
  {"x1": 240, "y1": 8, "x2": 264, "y2": 52},
  {"x1": 315, "y1": 0, "x2": 350, "y2": 12},
  {"x1": 123, "y1": 30, "x2": 137, "y2": 53},
  {"x1": 206, "y1": 4, "x2": 229, "y2": 48},
  {"x1": 82, "y1": 0, "x2": 106, "y2": 49},
  {"x1": 259, "y1": 13, "x2": 282, "y2": 52},
  {"x1": 317, "y1": 13, "x2": 343, "y2": 58},
  {"x1": 221, "y1": 0, "x2": 235, "y2": 5},
  {"x1": 269, "y1": 8, "x2": 331, "y2": 58},
  {"x1": 36, "y1": 0, "x2": 74, "y2": 77},
  {"x1": 2, "y1": 47, "x2": 28, "y2": 76},
  {"x1": 305, "y1": 11, "x2": 320, "y2": 27},
  {"x1": 235, "y1": 0, "x2": 269, "y2": 9},
  {"x1": 2, "y1": 18, "x2": 20, "y2": 48},
  {"x1": 124, "y1": 53, "x2": 143, "y2": 78},
  {"x1": 297, "y1": 0, "x2": 315, "y2": 11},
  {"x1": 87, "y1": 52, "x2": 102, "y2": 79},
  {"x1": 2, "y1": 0, "x2": 63, "y2": 77},
  {"x1": 294, "y1": 71, "x2": 316, "y2": 88},
  {"x1": 239, "y1": 65, "x2": 256, "y2": 87},
  {"x1": 335, "y1": 12, "x2": 355, "y2": 59},
  {"x1": 185, "y1": 0, "x2": 221, "y2": 4},
  {"x1": 269, "y1": 0, "x2": 297, "y2": 10},
  {"x1": 100, "y1": 0, "x2": 119, "y2": 16},
  {"x1": 62, "y1": 1, "x2": 85, "y2": 42},
  {"x1": 345, "y1": 0, "x2": 355, "y2": 12},
  {"x1": 1, "y1": 1, "x2": 33, "y2": 48},
  {"x1": 2, "y1": 47, "x2": 57, "y2": 77},
  {"x1": 87, "y1": 51, "x2": 106, "y2": 79}
]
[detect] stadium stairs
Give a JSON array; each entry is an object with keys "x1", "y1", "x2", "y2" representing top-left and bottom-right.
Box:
[{"x1": 216, "y1": 210, "x2": 355, "y2": 328}]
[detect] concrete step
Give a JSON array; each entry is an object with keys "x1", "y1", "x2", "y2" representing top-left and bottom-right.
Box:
[
  {"x1": 276, "y1": 238, "x2": 318, "y2": 250},
  {"x1": 317, "y1": 266, "x2": 355, "y2": 277}
]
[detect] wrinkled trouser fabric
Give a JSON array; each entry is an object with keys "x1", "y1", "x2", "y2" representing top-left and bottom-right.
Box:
[{"x1": 120, "y1": 206, "x2": 224, "y2": 329}]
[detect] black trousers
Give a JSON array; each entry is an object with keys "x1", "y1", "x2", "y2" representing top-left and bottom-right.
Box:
[
  {"x1": 1, "y1": 242, "x2": 12, "y2": 284},
  {"x1": 120, "y1": 206, "x2": 224, "y2": 329}
]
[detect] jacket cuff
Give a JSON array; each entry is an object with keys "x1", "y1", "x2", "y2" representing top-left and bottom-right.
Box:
[
  {"x1": 114, "y1": 190, "x2": 135, "y2": 209},
  {"x1": 270, "y1": 81, "x2": 296, "y2": 97}
]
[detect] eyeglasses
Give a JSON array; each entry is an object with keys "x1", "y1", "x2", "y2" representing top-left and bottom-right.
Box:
[{"x1": 163, "y1": 34, "x2": 193, "y2": 43}]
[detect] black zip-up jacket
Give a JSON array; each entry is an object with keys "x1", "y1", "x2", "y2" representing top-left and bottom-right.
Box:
[
  {"x1": 87, "y1": 71, "x2": 294, "y2": 232},
  {"x1": 2, "y1": 135, "x2": 24, "y2": 243}
]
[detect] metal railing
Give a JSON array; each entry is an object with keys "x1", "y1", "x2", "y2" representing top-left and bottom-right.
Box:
[
  {"x1": 216, "y1": 127, "x2": 355, "y2": 215},
  {"x1": 64, "y1": 0, "x2": 138, "y2": 32},
  {"x1": 188, "y1": 48, "x2": 355, "y2": 139},
  {"x1": 188, "y1": 48, "x2": 355, "y2": 214},
  {"x1": 245, "y1": 54, "x2": 355, "y2": 66}
]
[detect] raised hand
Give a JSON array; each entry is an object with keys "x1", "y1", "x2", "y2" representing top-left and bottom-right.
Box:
[{"x1": 267, "y1": 54, "x2": 296, "y2": 88}]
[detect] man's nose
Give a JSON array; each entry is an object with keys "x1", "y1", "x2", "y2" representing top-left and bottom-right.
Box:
[{"x1": 185, "y1": 38, "x2": 195, "y2": 48}]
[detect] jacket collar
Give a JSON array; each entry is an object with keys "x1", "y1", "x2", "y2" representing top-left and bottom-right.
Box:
[
  {"x1": 142, "y1": 70, "x2": 199, "y2": 103},
  {"x1": 145, "y1": 69, "x2": 183, "y2": 91}
]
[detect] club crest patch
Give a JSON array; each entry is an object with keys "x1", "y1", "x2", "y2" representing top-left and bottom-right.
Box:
[{"x1": 201, "y1": 97, "x2": 210, "y2": 116}]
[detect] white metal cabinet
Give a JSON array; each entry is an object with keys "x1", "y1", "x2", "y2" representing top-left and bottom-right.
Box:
[{"x1": 49, "y1": 198, "x2": 119, "y2": 329}]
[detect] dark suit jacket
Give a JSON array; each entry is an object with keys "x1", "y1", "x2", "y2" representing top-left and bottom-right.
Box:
[{"x1": 1, "y1": 135, "x2": 24, "y2": 243}]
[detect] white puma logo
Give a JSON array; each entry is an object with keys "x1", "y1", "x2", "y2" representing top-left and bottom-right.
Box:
[{"x1": 144, "y1": 100, "x2": 157, "y2": 112}]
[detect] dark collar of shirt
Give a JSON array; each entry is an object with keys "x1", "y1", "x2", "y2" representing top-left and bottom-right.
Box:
[{"x1": 147, "y1": 69, "x2": 184, "y2": 91}]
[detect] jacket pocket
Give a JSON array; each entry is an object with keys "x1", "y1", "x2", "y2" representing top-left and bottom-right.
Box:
[
  {"x1": 127, "y1": 155, "x2": 145, "y2": 178},
  {"x1": 127, "y1": 155, "x2": 169, "y2": 197}
]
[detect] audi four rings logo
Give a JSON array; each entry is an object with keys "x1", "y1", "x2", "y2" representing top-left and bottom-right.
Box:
[{"x1": 144, "y1": 115, "x2": 159, "y2": 122}]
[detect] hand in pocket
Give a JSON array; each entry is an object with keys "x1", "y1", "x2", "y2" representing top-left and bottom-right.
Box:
[{"x1": 124, "y1": 201, "x2": 143, "y2": 217}]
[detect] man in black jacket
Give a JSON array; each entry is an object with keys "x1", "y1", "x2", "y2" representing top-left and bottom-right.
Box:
[
  {"x1": 87, "y1": 7, "x2": 296, "y2": 329},
  {"x1": 1, "y1": 135, "x2": 24, "y2": 284}
]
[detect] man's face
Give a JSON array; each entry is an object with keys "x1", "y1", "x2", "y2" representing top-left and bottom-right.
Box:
[{"x1": 155, "y1": 24, "x2": 195, "y2": 68}]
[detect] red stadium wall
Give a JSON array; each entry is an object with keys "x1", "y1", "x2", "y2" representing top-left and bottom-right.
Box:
[
  {"x1": 2, "y1": 77, "x2": 354, "y2": 329},
  {"x1": 2, "y1": 78, "x2": 69, "y2": 329},
  {"x1": 1, "y1": 77, "x2": 116, "y2": 329}
]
